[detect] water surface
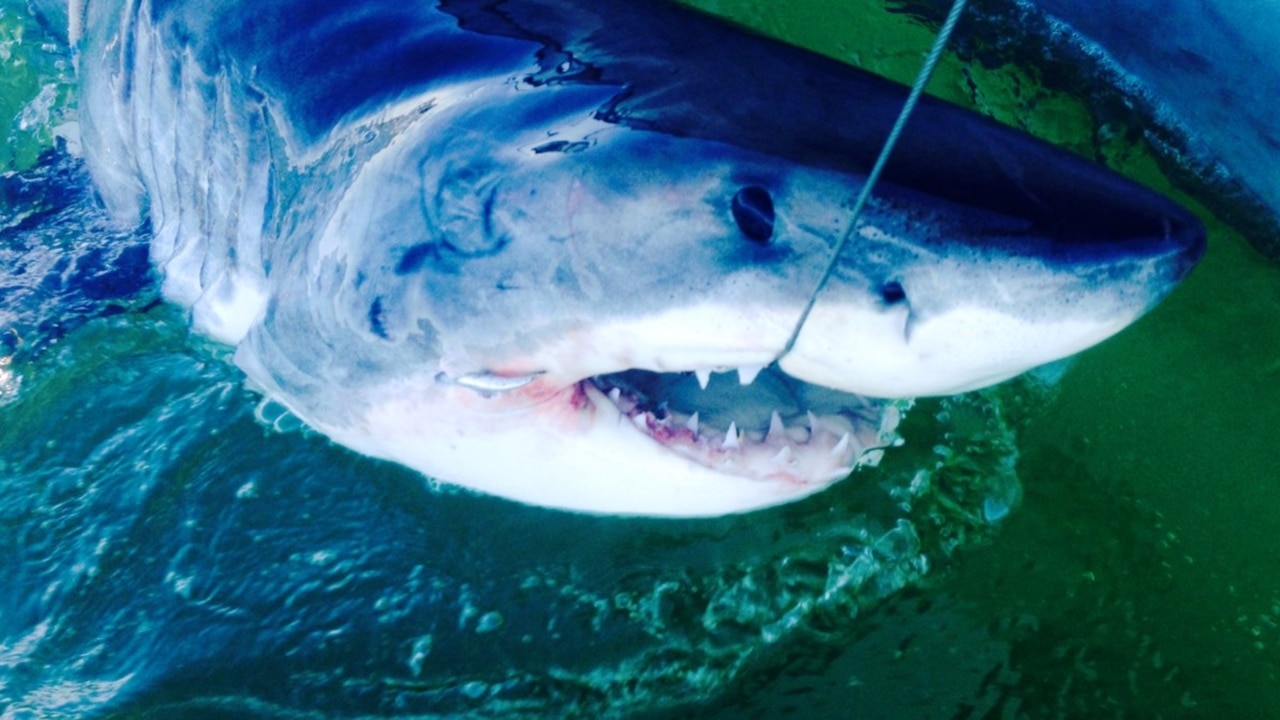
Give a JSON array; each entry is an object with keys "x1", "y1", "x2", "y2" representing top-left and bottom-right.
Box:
[{"x1": 2, "y1": 0, "x2": 1279, "y2": 717}]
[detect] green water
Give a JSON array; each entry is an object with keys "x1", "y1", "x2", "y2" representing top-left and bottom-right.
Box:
[
  {"x1": 3, "y1": 0, "x2": 1279, "y2": 716},
  {"x1": 0, "y1": 1, "x2": 74, "y2": 172}
]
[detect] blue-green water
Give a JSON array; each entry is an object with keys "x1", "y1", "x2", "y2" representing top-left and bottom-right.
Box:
[{"x1": 3, "y1": 1, "x2": 1279, "y2": 718}]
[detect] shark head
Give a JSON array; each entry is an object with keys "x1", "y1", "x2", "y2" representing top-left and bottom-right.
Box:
[
  {"x1": 229, "y1": 77, "x2": 1204, "y2": 516},
  {"x1": 78, "y1": 0, "x2": 1201, "y2": 515}
]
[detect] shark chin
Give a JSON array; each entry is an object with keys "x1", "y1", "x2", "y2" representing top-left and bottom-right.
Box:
[{"x1": 71, "y1": 0, "x2": 1206, "y2": 516}]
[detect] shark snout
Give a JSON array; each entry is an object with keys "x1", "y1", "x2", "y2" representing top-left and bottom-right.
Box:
[{"x1": 775, "y1": 195, "x2": 1206, "y2": 400}]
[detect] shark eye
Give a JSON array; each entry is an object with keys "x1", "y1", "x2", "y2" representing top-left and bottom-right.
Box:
[{"x1": 731, "y1": 186, "x2": 775, "y2": 243}]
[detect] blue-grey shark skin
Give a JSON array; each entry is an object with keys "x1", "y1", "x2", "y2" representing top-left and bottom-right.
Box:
[{"x1": 69, "y1": 0, "x2": 1204, "y2": 515}]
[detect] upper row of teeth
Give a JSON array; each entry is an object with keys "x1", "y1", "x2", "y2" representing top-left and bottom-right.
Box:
[{"x1": 695, "y1": 365, "x2": 764, "y2": 389}]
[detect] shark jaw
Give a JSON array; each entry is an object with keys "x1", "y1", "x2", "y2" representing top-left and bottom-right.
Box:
[
  {"x1": 326, "y1": 362, "x2": 905, "y2": 518},
  {"x1": 290, "y1": 298, "x2": 1133, "y2": 517},
  {"x1": 253, "y1": 283, "x2": 1159, "y2": 518}
]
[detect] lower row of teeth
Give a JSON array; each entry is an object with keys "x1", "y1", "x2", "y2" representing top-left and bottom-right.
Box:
[{"x1": 603, "y1": 386, "x2": 892, "y2": 479}]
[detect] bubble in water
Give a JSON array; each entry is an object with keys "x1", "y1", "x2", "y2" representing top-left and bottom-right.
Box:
[
  {"x1": 983, "y1": 496, "x2": 1011, "y2": 522},
  {"x1": 407, "y1": 635, "x2": 433, "y2": 676},
  {"x1": 475, "y1": 611, "x2": 504, "y2": 634}
]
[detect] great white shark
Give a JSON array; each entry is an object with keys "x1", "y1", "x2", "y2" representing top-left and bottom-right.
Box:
[{"x1": 44, "y1": 0, "x2": 1204, "y2": 515}]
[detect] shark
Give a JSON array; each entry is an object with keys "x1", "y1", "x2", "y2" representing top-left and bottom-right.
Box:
[{"x1": 51, "y1": 0, "x2": 1204, "y2": 515}]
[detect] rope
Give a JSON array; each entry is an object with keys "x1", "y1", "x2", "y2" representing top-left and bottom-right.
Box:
[{"x1": 778, "y1": 0, "x2": 970, "y2": 359}]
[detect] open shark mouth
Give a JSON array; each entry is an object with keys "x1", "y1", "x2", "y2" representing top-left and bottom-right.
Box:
[{"x1": 582, "y1": 364, "x2": 903, "y2": 485}]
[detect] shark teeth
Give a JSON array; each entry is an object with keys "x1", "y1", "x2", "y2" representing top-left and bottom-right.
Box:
[
  {"x1": 607, "y1": 398, "x2": 882, "y2": 481},
  {"x1": 721, "y1": 422, "x2": 741, "y2": 450},
  {"x1": 830, "y1": 432, "x2": 851, "y2": 457},
  {"x1": 767, "y1": 411, "x2": 787, "y2": 442},
  {"x1": 690, "y1": 365, "x2": 767, "y2": 388},
  {"x1": 694, "y1": 368, "x2": 712, "y2": 390},
  {"x1": 586, "y1": 371, "x2": 902, "y2": 485}
]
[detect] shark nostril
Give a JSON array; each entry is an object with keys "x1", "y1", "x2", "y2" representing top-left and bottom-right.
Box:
[
  {"x1": 879, "y1": 281, "x2": 907, "y2": 305},
  {"x1": 731, "y1": 185, "x2": 775, "y2": 243}
]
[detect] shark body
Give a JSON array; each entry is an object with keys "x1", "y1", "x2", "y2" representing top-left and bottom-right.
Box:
[{"x1": 64, "y1": 0, "x2": 1203, "y2": 515}]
